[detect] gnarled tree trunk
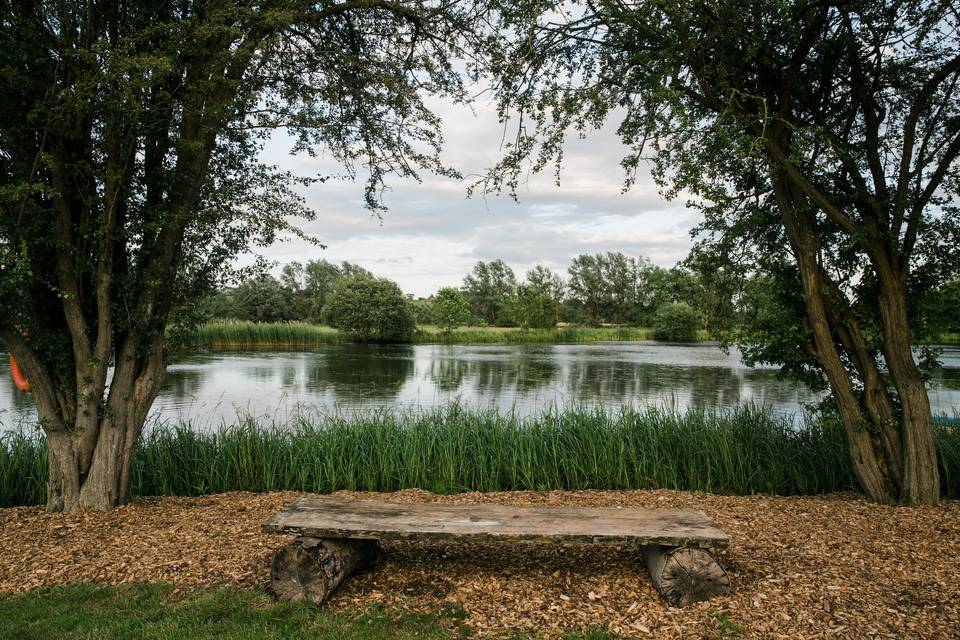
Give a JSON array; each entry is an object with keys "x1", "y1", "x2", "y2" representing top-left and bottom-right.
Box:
[
  {"x1": 771, "y1": 170, "x2": 940, "y2": 505},
  {"x1": 874, "y1": 264, "x2": 940, "y2": 504},
  {"x1": 5, "y1": 330, "x2": 166, "y2": 512}
]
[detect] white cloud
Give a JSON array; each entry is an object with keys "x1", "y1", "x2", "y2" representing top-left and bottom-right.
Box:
[{"x1": 256, "y1": 91, "x2": 700, "y2": 297}]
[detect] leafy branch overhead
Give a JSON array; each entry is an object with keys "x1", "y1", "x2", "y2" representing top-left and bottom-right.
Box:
[
  {"x1": 0, "y1": 0, "x2": 492, "y2": 512},
  {"x1": 482, "y1": 0, "x2": 960, "y2": 505}
]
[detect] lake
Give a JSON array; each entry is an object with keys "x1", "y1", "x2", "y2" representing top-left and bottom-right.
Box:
[{"x1": 2, "y1": 342, "x2": 959, "y2": 429}]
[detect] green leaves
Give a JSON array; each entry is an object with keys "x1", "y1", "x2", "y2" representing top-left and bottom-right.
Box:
[
  {"x1": 430, "y1": 287, "x2": 471, "y2": 331},
  {"x1": 323, "y1": 276, "x2": 417, "y2": 343}
]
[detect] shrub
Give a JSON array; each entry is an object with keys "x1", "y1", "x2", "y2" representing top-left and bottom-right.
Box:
[
  {"x1": 430, "y1": 287, "x2": 470, "y2": 331},
  {"x1": 410, "y1": 298, "x2": 434, "y2": 325},
  {"x1": 503, "y1": 286, "x2": 559, "y2": 329},
  {"x1": 232, "y1": 275, "x2": 296, "y2": 323},
  {"x1": 322, "y1": 276, "x2": 415, "y2": 342},
  {"x1": 652, "y1": 302, "x2": 701, "y2": 342}
]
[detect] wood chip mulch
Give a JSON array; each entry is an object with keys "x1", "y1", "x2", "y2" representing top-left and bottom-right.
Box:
[{"x1": 2, "y1": 489, "x2": 959, "y2": 639}]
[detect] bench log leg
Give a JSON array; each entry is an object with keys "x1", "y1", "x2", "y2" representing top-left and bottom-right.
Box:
[
  {"x1": 271, "y1": 537, "x2": 379, "y2": 604},
  {"x1": 641, "y1": 544, "x2": 729, "y2": 607}
]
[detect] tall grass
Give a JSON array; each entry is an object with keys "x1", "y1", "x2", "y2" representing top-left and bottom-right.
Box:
[
  {"x1": 420, "y1": 326, "x2": 668, "y2": 344},
  {"x1": 183, "y1": 322, "x2": 343, "y2": 349},
  {"x1": 0, "y1": 429, "x2": 46, "y2": 507},
  {"x1": 181, "y1": 321, "x2": 705, "y2": 349},
  {"x1": 5, "y1": 405, "x2": 957, "y2": 508}
]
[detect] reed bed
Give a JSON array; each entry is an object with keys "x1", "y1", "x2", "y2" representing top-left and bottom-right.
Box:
[
  {"x1": 181, "y1": 321, "x2": 689, "y2": 348},
  {"x1": 182, "y1": 322, "x2": 342, "y2": 349},
  {"x1": 420, "y1": 326, "x2": 665, "y2": 344},
  {"x1": 4, "y1": 405, "x2": 959, "y2": 507}
]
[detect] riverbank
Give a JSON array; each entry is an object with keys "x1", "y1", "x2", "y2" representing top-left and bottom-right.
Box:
[
  {"x1": 180, "y1": 321, "x2": 705, "y2": 348},
  {"x1": 180, "y1": 321, "x2": 958, "y2": 349},
  {"x1": 2, "y1": 488, "x2": 958, "y2": 638},
  {"x1": 4, "y1": 406, "x2": 959, "y2": 508}
]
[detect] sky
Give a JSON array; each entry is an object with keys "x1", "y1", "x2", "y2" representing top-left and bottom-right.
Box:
[{"x1": 258, "y1": 94, "x2": 700, "y2": 298}]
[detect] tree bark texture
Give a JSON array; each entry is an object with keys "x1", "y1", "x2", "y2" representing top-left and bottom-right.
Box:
[
  {"x1": 770, "y1": 168, "x2": 940, "y2": 505},
  {"x1": 4, "y1": 330, "x2": 167, "y2": 512},
  {"x1": 271, "y1": 537, "x2": 381, "y2": 604},
  {"x1": 641, "y1": 545, "x2": 729, "y2": 607}
]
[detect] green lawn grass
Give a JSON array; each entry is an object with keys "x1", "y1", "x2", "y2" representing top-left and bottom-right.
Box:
[{"x1": 0, "y1": 584, "x2": 622, "y2": 640}]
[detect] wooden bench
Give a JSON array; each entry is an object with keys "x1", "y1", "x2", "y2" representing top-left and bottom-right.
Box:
[{"x1": 262, "y1": 495, "x2": 730, "y2": 607}]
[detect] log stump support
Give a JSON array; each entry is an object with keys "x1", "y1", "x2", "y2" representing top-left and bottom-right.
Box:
[
  {"x1": 270, "y1": 536, "x2": 379, "y2": 604},
  {"x1": 642, "y1": 544, "x2": 729, "y2": 606},
  {"x1": 264, "y1": 497, "x2": 732, "y2": 607}
]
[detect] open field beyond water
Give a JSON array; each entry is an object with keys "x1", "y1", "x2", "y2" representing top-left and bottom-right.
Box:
[
  {"x1": 182, "y1": 322, "x2": 672, "y2": 348},
  {"x1": 180, "y1": 322, "x2": 960, "y2": 349}
]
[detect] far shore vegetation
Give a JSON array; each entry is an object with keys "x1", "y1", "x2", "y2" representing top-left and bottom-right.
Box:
[
  {"x1": 179, "y1": 320, "x2": 956, "y2": 350},
  {"x1": 3, "y1": 405, "x2": 958, "y2": 509},
  {"x1": 178, "y1": 321, "x2": 702, "y2": 349},
  {"x1": 184, "y1": 253, "x2": 960, "y2": 348}
]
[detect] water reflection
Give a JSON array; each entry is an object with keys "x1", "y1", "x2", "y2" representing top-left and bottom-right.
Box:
[
  {"x1": 0, "y1": 359, "x2": 35, "y2": 428},
  {"x1": 303, "y1": 345, "x2": 415, "y2": 398},
  {"x1": 2, "y1": 343, "x2": 959, "y2": 429}
]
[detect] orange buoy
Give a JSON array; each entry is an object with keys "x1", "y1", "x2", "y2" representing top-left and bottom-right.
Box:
[{"x1": 9, "y1": 355, "x2": 30, "y2": 393}]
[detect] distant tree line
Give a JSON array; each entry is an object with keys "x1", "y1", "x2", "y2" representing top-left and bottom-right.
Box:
[
  {"x1": 202, "y1": 259, "x2": 375, "y2": 324},
  {"x1": 199, "y1": 253, "x2": 960, "y2": 344}
]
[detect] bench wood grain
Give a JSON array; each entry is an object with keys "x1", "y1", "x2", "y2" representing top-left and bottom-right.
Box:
[
  {"x1": 263, "y1": 495, "x2": 730, "y2": 606},
  {"x1": 262, "y1": 495, "x2": 729, "y2": 548}
]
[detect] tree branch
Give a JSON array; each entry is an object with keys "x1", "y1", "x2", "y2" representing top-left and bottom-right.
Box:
[
  {"x1": 765, "y1": 140, "x2": 859, "y2": 236},
  {"x1": 891, "y1": 52, "x2": 960, "y2": 235},
  {"x1": 901, "y1": 128, "x2": 960, "y2": 262}
]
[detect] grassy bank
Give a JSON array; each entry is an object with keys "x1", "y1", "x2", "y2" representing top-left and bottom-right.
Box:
[
  {"x1": 5, "y1": 405, "x2": 959, "y2": 508},
  {"x1": 179, "y1": 321, "x2": 700, "y2": 348},
  {"x1": 0, "y1": 584, "x2": 621, "y2": 640},
  {"x1": 418, "y1": 325, "x2": 678, "y2": 344},
  {"x1": 182, "y1": 322, "x2": 342, "y2": 348},
  {"x1": 182, "y1": 321, "x2": 956, "y2": 348}
]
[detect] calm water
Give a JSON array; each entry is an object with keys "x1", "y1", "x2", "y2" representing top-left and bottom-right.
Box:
[{"x1": 2, "y1": 342, "x2": 959, "y2": 429}]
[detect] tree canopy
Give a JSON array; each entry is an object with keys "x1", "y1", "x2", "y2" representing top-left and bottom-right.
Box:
[
  {"x1": 484, "y1": 0, "x2": 960, "y2": 504},
  {"x1": 461, "y1": 259, "x2": 517, "y2": 325},
  {"x1": 430, "y1": 287, "x2": 471, "y2": 331},
  {"x1": 0, "y1": 0, "x2": 489, "y2": 511},
  {"x1": 323, "y1": 275, "x2": 416, "y2": 342}
]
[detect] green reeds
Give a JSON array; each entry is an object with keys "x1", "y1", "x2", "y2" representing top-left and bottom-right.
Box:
[
  {"x1": 181, "y1": 322, "x2": 704, "y2": 348},
  {"x1": 182, "y1": 322, "x2": 343, "y2": 349},
  {"x1": 419, "y1": 326, "x2": 664, "y2": 344},
  {"x1": 5, "y1": 405, "x2": 957, "y2": 508},
  {"x1": 0, "y1": 427, "x2": 46, "y2": 507}
]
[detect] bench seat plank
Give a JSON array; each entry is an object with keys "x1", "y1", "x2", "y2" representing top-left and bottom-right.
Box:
[{"x1": 262, "y1": 495, "x2": 729, "y2": 548}]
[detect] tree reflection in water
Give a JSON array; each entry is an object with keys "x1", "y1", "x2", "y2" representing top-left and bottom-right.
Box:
[{"x1": 2, "y1": 343, "x2": 959, "y2": 428}]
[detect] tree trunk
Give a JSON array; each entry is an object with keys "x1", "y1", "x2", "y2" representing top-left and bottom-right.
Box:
[
  {"x1": 271, "y1": 537, "x2": 380, "y2": 604},
  {"x1": 769, "y1": 171, "x2": 939, "y2": 504},
  {"x1": 774, "y1": 181, "x2": 901, "y2": 503},
  {"x1": 45, "y1": 432, "x2": 82, "y2": 513},
  {"x1": 874, "y1": 265, "x2": 940, "y2": 504},
  {"x1": 641, "y1": 544, "x2": 729, "y2": 606},
  {"x1": 40, "y1": 410, "x2": 157, "y2": 511},
  {"x1": 31, "y1": 336, "x2": 166, "y2": 512}
]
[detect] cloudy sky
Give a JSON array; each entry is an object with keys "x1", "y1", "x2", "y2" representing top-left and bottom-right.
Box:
[{"x1": 258, "y1": 95, "x2": 700, "y2": 298}]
